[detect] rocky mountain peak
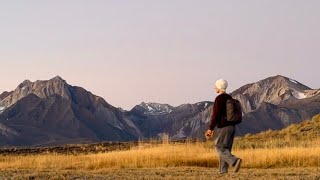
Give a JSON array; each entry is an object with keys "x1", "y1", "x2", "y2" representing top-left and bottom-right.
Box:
[
  {"x1": 50, "y1": 75, "x2": 66, "y2": 82},
  {"x1": 231, "y1": 75, "x2": 318, "y2": 114},
  {"x1": 268, "y1": 75, "x2": 310, "y2": 90},
  {"x1": 0, "y1": 76, "x2": 144, "y2": 146},
  {"x1": 0, "y1": 76, "x2": 71, "y2": 109},
  {"x1": 18, "y1": 80, "x2": 31, "y2": 89},
  {"x1": 137, "y1": 102, "x2": 174, "y2": 115}
]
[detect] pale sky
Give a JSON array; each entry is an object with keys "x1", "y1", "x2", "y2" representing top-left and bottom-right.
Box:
[{"x1": 0, "y1": 1, "x2": 319, "y2": 110}]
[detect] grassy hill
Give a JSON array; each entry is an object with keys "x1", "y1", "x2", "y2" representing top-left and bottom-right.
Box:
[{"x1": 235, "y1": 114, "x2": 320, "y2": 149}]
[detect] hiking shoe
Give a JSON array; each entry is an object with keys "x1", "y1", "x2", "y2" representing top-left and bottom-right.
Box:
[{"x1": 234, "y1": 158, "x2": 242, "y2": 173}]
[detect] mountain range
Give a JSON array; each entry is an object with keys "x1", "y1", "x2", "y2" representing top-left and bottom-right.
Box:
[{"x1": 0, "y1": 75, "x2": 319, "y2": 147}]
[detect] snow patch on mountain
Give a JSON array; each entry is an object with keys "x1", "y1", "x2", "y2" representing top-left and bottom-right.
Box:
[
  {"x1": 140, "y1": 103, "x2": 174, "y2": 115},
  {"x1": 204, "y1": 103, "x2": 208, "y2": 108},
  {"x1": 289, "y1": 78, "x2": 298, "y2": 84},
  {"x1": 292, "y1": 90, "x2": 307, "y2": 99},
  {"x1": 0, "y1": 106, "x2": 5, "y2": 114},
  {"x1": 147, "y1": 105, "x2": 153, "y2": 111}
]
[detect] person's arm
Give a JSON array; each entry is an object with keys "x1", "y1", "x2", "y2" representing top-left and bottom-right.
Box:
[{"x1": 209, "y1": 96, "x2": 222, "y2": 130}]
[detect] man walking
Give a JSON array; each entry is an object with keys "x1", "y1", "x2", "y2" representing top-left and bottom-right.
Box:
[{"x1": 206, "y1": 79, "x2": 242, "y2": 174}]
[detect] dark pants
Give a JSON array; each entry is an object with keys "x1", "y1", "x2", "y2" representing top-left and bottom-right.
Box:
[{"x1": 215, "y1": 125, "x2": 238, "y2": 173}]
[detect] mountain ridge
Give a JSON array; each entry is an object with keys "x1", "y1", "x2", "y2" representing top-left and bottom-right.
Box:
[
  {"x1": 0, "y1": 76, "x2": 143, "y2": 146},
  {"x1": 0, "y1": 75, "x2": 319, "y2": 146}
]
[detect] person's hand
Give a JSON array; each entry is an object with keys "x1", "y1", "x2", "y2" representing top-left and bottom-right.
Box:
[{"x1": 205, "y1": 130, "x2": 214, "y2": 140}]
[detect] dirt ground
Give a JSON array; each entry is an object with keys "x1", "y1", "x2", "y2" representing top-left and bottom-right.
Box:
[{"x1": 0, "y1": 167, "x2": 319, "y2": 180}]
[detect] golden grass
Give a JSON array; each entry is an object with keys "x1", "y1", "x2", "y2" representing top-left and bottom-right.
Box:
[
  {"x1": 235, "y1": 114, "x2": 320, "y2": 149},
  {"x1": 1, "y1": 140, "x2": 320, "y2": 170}
]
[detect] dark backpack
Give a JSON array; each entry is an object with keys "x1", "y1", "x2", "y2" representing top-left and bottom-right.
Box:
[{"x1": 225, "y1": 98, "x2": 242, "y2": 124}]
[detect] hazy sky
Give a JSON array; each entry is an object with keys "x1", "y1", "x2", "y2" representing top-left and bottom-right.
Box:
[{"x1": 0, "y1": 1, "x2": 319, "y2": 110}]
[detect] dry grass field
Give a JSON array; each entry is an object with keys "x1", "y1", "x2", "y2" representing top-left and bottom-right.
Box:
[
  {"x1": 0, "y1": 141, "x2": 320, "y2": 179},
  {"x1": 1, "y1": 142, "x2": 320, "y2": 170},
  {"x1": 0, "y1": 115, "x2": 319, "y2": 179}
]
